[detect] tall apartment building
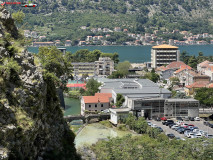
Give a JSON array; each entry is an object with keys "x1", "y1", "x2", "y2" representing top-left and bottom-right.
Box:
[
  {"x1": 72, "y1": 62, "x2": 95, "y2": 77},
  {"x1": 151, "y1": 44, "x2": 180, "y2": 68},
  {"x1": 95, "y1": 57, "x2": 114, "y2": 75},
  {"x1": 72, "y1": 57, "x2": 114, "y2": 77}
]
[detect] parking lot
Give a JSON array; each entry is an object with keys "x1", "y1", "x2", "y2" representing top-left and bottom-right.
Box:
[{"x1": 148, "y1": 119, "x2": 213, "y2": 138}]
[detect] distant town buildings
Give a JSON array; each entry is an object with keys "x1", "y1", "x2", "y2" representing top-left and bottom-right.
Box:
[{"x1": 151, "y1": 44, "x2": 180, "y2": 68}]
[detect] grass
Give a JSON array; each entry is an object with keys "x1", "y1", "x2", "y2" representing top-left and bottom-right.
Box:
[{"x1": 100, "y1": 120, "x2": 113, "y2": 128}]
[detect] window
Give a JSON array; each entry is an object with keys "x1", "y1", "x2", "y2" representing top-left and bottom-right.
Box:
[
  {"x1": 101, "y1": 104, "x2": 103, "y2": 107},
  {"x1": 89, "y1": 105, "x2": 91, "y2": 108},
  {"x1": 95, "y1": 104, "x2": 97, "y2": 107},
  {"x1": 95, "y1": 110, "x2": 97, "y2": 112}
]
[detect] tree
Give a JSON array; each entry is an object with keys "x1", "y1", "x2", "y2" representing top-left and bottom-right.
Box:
[
  {"x1": 12, "y1": 11, "x2": 25, "y2": 27},
  {"x1": 188, "y1": 55, "x2": 197, "y2": 69},
  {"x1": 170, "y1": 77, "x2": 180, "y2": 85},
  {"x1": 195, "y1": 88, "x2": 213, "y2": 107},
  {"x1": 116, "y1": 93, "x2": 125, "y2": 107},
  {"x1": 180, "y1": 51, "x2": 190, "y2": 64},
  {"x1": 85, "y1": 78, "x2": 101, "y2": 96},
  {"x1": 108, "y1": 71, "x2": 124, "y2": 79},
  {"x1": 117, "y1": 61, "x2": 131, "y2": 76}
]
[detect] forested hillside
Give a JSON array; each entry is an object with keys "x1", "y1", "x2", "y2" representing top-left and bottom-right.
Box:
[{"x1": 10, "y1": 0, "x2": 213, "y2": 41}]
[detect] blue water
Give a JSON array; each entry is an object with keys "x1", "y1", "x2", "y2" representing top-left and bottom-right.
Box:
[{"x1": 28, "y1": 45, "x2": 213, "y2": 63}]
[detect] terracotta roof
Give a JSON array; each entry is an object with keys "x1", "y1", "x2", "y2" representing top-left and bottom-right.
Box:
[
  {"x1": 152, "y1": 44, "x2": 178, "y2": 49},
  {"x1": 208, "y1": 83, "x2": 213, "y2": 88},
  {"x1": 156, "y1": 66, "x2": 167, "y2": 71},
  {"x1": 174, "y1": 65, "x2": 192, "y2": 74},
  {"x1": 185, "y1": 81, "x2": 209, "y2": 89},
  {"x1": 83, "y1": 96, "x2": 110, "y2": 103},
  {"x1": 198, "y1": 60, "x2": 209, "y2": 67},
  {"x1": 166, "y1": 61, "x2": 186, "y2": 69}
]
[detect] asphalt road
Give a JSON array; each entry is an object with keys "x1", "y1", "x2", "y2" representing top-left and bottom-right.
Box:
[{"x1": 148, "y1": 119, "x2": 213, "y2": 138}]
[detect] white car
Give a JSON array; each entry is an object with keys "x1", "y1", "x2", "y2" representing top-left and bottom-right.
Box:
[
  {"x1": 147, "y1": 121, "x2": 152, "y2": 126},
  {"x1": 151, "y1": 124, "x2": 158, "y2": 128},
  {"x1": 195, "y1": 132, "x2": 202, "y2": 138},
  {"x1": 193, "y1": 129, "x2": 199, "y2": 133},
  {"x1": 181, "y1": 123, "x2": 188, "y2": 127},
  {"x1": 194, "y1": 117, "x2": 200, "y2": 121},
  {"x1": 171, "y1": 125, "x2": 179, "y2": 130},
  {"x1": 184, "y1": 131, "x2": 190, "y2": 137},
  {"x1": 187, "y1": 132, "x2": 195, "y2": 138}
]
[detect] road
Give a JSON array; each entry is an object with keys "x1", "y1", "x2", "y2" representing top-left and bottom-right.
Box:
[{"x1": 149, "y1": 119, "x2": 213, "y2": 138}]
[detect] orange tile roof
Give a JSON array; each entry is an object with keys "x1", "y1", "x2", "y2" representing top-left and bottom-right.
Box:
[
  {"x1": 83, "y1": 96, "x2": 110, "y2": 103},
  {"x1": 152, "y1": 44, "x2": 178, "y2": 49},
  {"x1": 198, "y1": 60, "x2": 209, "y2": 67},
  {"x1": 166, "y1": 61, "x2": 186, "y2": 69},
  {"x1": 156, "y1": 66, "x2": 167, "y2": 71},
  {"x1": 174, "y1": 65, "x2": 192, "y2": 74},
  {"x1": 208, "y1": 83, "x2": 213, "y2": 88},
  {"x1": 185, "y1": 81, "x2": 209, "y2": 89}
]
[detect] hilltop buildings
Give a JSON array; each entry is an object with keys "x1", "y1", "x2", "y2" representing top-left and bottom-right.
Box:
[{"x1": 151, "y1": 44, "x2": 180, "y2": 68}]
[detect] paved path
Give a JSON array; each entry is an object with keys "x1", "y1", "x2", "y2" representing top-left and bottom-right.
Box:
[{"x1": 148, "y1": 119, "x2": 213, "y2": 138}]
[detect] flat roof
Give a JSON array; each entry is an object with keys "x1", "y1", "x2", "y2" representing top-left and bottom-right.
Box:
[
  {"x1": 109, "y1": 108, "x2": 130, "y2": 113},
  {"x1": 152, "y1": 44, "x2": 178, "y2": 49},
  {"x1": 165, "y1": 98, "x2": 199, "y2": 102}
]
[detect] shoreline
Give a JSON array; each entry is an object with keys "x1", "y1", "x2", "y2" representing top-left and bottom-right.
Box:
[{"x1": 28, "y1": 44, "x2": 213, "y2": 48}]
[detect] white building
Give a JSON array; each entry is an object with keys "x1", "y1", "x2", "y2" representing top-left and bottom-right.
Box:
[
  {"x1": 151, "y1": 44, "x2": 180, "y2": 68},
  {"x1": 95, "y1": 57, "x2": 114, "y2": 76}
]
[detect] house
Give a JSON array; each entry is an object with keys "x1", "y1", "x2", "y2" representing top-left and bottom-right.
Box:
[
  {"x1": 103, "y1": 28, "x2": 110, "y2": 32},
  {"x1": 109, "y1": 108, "x2": 130, "y2": 125},
  {"x1": 114, "y1": 27, "x2": 121, "y2": 32},
  {"x1": 79, "y1": 41, "x2": 86, "y2": 45},
  {"x1": 65, "y1": 40, "x2": 72, "y2": 46},
  {"x1": 185, "y1": 81, "x2": 210, "y2": 96},
  {"x1": 81, "y1": 93, "x2": 112, "y2": 115},
  {"x1": 24, "y1": 30, "x2": 31, "y2": 38},
  {"x1": 39, "y1": 36, "x2": 46, "y2": 40},
  {"x1": 86, "y1": 36, "x2": 93, "y2": 41},
  {"x1": 197, "y1": 60, "x2": 213, "y2": 81}
]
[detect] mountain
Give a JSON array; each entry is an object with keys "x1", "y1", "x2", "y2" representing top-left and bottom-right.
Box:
[
  {"x1": 0, "y1": 7, "x2": 79, "y2": 159},
  {"x1": 10, "y1": 0, "x2": 213, "y2": 42}
]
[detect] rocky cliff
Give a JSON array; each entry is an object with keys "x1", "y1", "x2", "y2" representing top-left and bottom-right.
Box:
[{"x1": 0, "y1": 8, "x2": 79, "y2": 159}]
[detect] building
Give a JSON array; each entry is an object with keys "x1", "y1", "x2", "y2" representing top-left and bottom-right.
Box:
[
  {"x1": 81, "y1": 93, "x2": 112, "y2": 115},
  {"x1": 151, "y1": 44, "x2": 180, "y2": 68},
  {"x1": 57, "y1": 47, "x2": 66, "y2": 54},
  {"x1": 72, "y1": 62, "x2": 95, "y2": 77},
  {"x1": 95, "y1": 57, "x2": 114, "y2": 76},
  {"x1": 197, "y1": 60, "x2": 213, "y2": 81},
  {"x1": 33, "y1": 42, "x2": 55, "y2": 47},
  {"x1": 65, "y1": 40, "x2": 71, "y2": 46},
  {"x1": 185, "y1": 81, "x2": 210, "y2": 96}
]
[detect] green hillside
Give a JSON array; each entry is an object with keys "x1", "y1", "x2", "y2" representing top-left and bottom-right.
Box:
[{"x1": 10, "y1": 0, "x2": 213, "y2": 42}]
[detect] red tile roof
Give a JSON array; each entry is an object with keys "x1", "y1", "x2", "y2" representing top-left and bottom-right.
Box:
[
  {"x1": 185, "y1": 81, "x2": 209, "y2": 89},
  {"x1": 166, "y1": 61, "x2": 186, "y2": 69},
  {"x1": 174, "y1": 65, "x2": 192, "y2": 74},
  {"x1": 198, "y1": 60, "x2": 209, "y2": 68},
  {"x1": 208, "y1": 83, "x2": 213, "y2": 88},
  {"x1": 83, "y1": 93, "x2": 112, "y2": 103}
]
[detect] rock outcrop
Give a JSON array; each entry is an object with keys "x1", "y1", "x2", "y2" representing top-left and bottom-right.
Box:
[{"x1": 0, "y1": 8, "x2": 79, "y2": 159}]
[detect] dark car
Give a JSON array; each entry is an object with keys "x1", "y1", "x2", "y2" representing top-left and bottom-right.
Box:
[
  {"x1": 165, "y1": 120, "x2": 174, "y2": 126},
  {"x1": 189, "y1": 117, "x2": 195, "y2": 121},
  {"x1": 169, "y1": 123, "x2": 176, "y2": 128},
  {"x1": 167, "y1": 133, "x2": 175, "y2": 139},
  {"x1": 176, "y1": 117, "x2": 183, "y2": 121},
  {"x1": 177, "y1": 128, "x2": 186, "y2": 134},
  {"x1": 204, "y1": 121, "x2": 210, "y2": 126},
  {"x1": 209, "y1": 123, "x2": 213, "y2": 128},
  {"x1": 156, "y1": 127, "x2": 163, "y2": 132},
  {"x1": 162, "y1": 121, "x2": 168, "y2": 125},
  {"x1": 175, "y1": 126, "x2": 184, "y2": 131}
]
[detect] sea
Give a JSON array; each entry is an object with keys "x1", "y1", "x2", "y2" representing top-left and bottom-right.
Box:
[{"x1": 28, "y1": 45, "x2": 213, "y2": 63}]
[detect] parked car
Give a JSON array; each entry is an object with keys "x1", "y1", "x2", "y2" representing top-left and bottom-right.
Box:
[
  {"x1": 181, "y1": 123, "x2": 188, "y2": 128},
  {"x1": 156, "y1": 127, "x2": 163, "y2": 132},
  {"x1": 187, "y1": 124, "x2": 195, "y2": 127},
  {"x1": 205, "y1": 134, "x2": 213, "y2": 138},
  {"x1": 167, "y1": 133, "x2": 175, "y2": 139},
  {"x1": 171, "y1": 125, "x2": 179, "y2": 130},
  {"x1": 161, "y1": 117, "x2": 167, "y2": 121},
  {"x1": 177, "y1": 128, "x2": 185, "y2": 134},
  {"x1": 147, "y1": 121, "x2": 152, "y2": 126},
  {"x1": 208, "y1": 123, "x2": 213, "y2": 128},
  {"x1": 165, "y1": 120, "x2": 174, "y2": 126},
  {"x1": 193, "y1": 129, "x2": 199, "y2": 133},
  {"x1": 184, "y1": 117, "x2": 189, "y2": 121},
  {"x1": 169, "y1": 123, "x2": 176, "y2": 128},
  {"x1": 176, "y1": 117, "x2": 183, "y2": 121},
  {"x1": 151, "y1": 124, "x2": 158, "y2": 128},
  {"x1": 195, "y1": 132, "x2": 202, "y2": 138},
  {"x1": 194, "y1": 117, "x2": 200, "y2": 121},
  {"x1": 184, "y1": 131, "x2": 190, "y2": 137},
  {"x1": 162, "y1": 121, "x2": 167, "y2": 125},
  {"x1": 189, "y1": 117, "x2": 195, "y2": 121},
  {"x1": 187, "y1": 132, "x2": 195, "y2": 138}
]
